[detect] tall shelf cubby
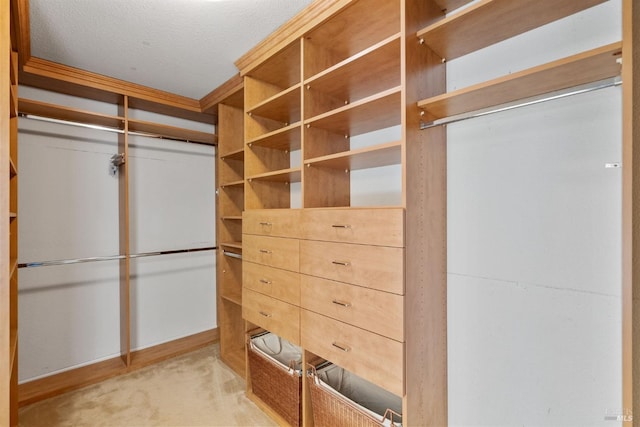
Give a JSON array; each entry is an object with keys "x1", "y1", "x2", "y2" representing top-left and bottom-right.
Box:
[
  {"x1": 216, "y1": 84, "x2": 246, "y2": 377},
  {"x1": 233, "y1": 0, "x2": 626, "y2": 426}
]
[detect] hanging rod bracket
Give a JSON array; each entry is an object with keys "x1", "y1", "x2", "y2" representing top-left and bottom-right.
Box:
[{"x1": 109, "y1": 153, "x2": 126, "y2": 176}]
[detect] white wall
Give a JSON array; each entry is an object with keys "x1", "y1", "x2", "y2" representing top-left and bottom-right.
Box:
[
  {"x1": 445, "y1": 1, "x2": 622, "y2": 426},
  {"x1": 18, "y1": 87, "x2": 216, "y2": 381}
]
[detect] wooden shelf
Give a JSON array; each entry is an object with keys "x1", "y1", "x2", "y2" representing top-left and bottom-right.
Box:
[
  {"x1": 221, "y1": 216, "x2": 243, "y2": 221},
  {"x1": 305, "y1": 87, "x2": 401, "y2": 137},
  {"x1": 220, "y1": 345, "x2": 246, "y2": 377},
  {"x1": 128, "y1": 119, "x2": 216, "y2": 145},
  {"x1": 247, "y1": 40, "x2": 301, "y2": 90},
  {"x1": 305, "y1": 140, "x2": 402, "y2": 171},
  {"x1": 19, "y1": 98, "x2": 125, "y2": 129},
  {"x1": 9, "y1": 327, "x2": 17, "y2": 373},
  {"x1": 10, "y1": 258, "x2": 17, "y2": 277},
  {"x1": 220, "y1": 148, "x2": 245, "y2": 161},
  {"x1": 247, "y1": 167, "x2": 301, "y2": 183},
  {"x1": 220, "y1": 179, "x2": 244, "y2": 188},
  {"x1": 246, "y1": 123, "x2": 301, "y2": 151},
  {"x1": 221, "y1": 292, "x2": 242, "y2": 306},
  {"x1": 220, "y1": 241, "x2": 243, "y2": 250},
  {"x1": 418, "y1": 43, "x2": 622, "y2": 119},
  {"x1": 416, "y1": 0, "x2": 608, "y2": 60},
  {"x1": 10, "y1": 51, "x2": 18, "y2": 86},
  {"x1": 303, "y1": 0, "x2": 400, "y2": 79},
  {"x1": 432, "y1": 0, "x2": 476, "y2": 13},
  {"x1": 247, "y1": 85, "x2": 301, "y2": 124},
  {"x1": 305, "y1": 34, "x2": 401, "y2": 111},
  {"x1": 9, "y1": 158, "x2": 16, "y2": 178}
]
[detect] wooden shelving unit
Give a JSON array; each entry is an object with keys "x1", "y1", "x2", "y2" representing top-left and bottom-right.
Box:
[
  {"x1": 416, "y1": 0, "x2": 608, "y2": 60},
  {"x1": 19, "y1": 99, "x2": 125, "y2": 129},
  {"x1": 418, "y1": 42, "x2": 622, "y2": 120},
  {"x1": 216, "y1": 81, "x2": 247, "y2": 378},
  {"x1": 304, "y1": 140, "x2": 402, "y2": 171},
  {"x1": 128, "y1": 118, "x2": 216, "y2": 145},
  {"x1": 246, "y1": 124, "x2": 301, "y2": 151}
]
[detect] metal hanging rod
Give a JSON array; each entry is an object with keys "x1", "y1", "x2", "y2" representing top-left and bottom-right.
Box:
[
  {"x1": 420, "y1": 77, "x2": 621, "y2": 130},
  {"x1": 19, "y1": 113, "x2": 211, "y2": 145},
  {"x1": 18, "y1": 246, "x2": 217, "y2": 269},
  {"x1": 223, "y1": 251, "x2": 242, "y2": 260}
]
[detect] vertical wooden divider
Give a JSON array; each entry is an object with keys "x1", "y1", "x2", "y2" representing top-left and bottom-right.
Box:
[
  {"x1": 622, "y1": 0, "x2": 638, "y2": 424},
  {"x1": 402, "y1": 1, "x2": 447, "y2": 426},
  {"x1": 119, "y1": 96, "x2": 131, "y2": 367}
]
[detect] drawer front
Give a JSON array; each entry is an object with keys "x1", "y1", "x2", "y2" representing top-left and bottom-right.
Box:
[
  {"x1": 300, "y1": 275, "x2": 403, "y2": 341},
  {"x1": 243, "y1": 288, "x2": 300, "y2": 345},
  {"x1": 299, "y1": 240, "x2": 403, "y2": 294},
  {"x1": 243, "y1": 209, "x2": 301, "y2": 238},
  {"x1": 301, "y1": 310, "x2": 403, "y2": 396},
  {"x1": 243, "y1": 235, "x2": 299, "y2": 272},
  {"x1": 301, "y1": 208, "x2": 404, "y2": 247},
  {"x1": 244, "y1": 261, "x2": 300, "y2": 306}
]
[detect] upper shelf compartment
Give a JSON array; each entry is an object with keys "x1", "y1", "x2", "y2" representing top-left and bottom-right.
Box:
[
  {"x1": 245, "y1": 40, "x2": 301, "y2": 110},
  {"x1": 128, "y1": 119, "x2": 216, "y2": 145},
  {"x1": 303, "y1": 0, "x2": 400, "y2": 79},
  {"x1": 417, "y1": 43, "x2": 622, "y2": 120},
  {"x1": 416, "y1": 0, "x2": 608, "y2": 61}
]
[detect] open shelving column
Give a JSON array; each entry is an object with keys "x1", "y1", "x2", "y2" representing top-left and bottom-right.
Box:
[{"x1": 216, "y1": 83, "x2": 246, "y2": 377}]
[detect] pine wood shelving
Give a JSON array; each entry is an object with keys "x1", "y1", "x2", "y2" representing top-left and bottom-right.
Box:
[
  {"x1": 247, "y1": 168, "x2": 301, "y2": 183},
  {"x1": 247, "y1": 84, "x2": 301, "y2": 124},
  {"x1": 9, "y1": 158, "x2": 16, "y2": 177},
  {"x1": 418, "y1": 42, "x2": 623, "y2": 119},
  {"x1": 304, "y1": 140, "x2": 402, "y2": 171},
  {"x1": 220, "y1": 179, "x2": 244, "y2": 188},
  {"x1": 220, "y1": 241, "x2": 243, "y2": 250},
  {"x1": 305, "y1": 87, "x2": 401, "y2": 137},
  {"x1": 9, "y1": 85, "x2": 17, "y2": 118},
  {"x1": 128, "y1": 118, "x2": 215, "y2": 145},
  {"x1": 19, "y1": 98, "x2": 125, "y2": 129},
  {"x1": 246, "y1": 124, "x2": 301, "y2": 151},
  {"x1": 221, "y1": 216, "x2": 243, "y2": 221},
  {"x1": 220, "y1": 148, "x2": 244, "y2": 161},
  {"x1": 416, "y1": 0, "x2": 609, "y2": 60}
]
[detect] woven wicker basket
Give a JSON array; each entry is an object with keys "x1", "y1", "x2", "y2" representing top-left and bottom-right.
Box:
[
  {"x1": 248, "y1": 333, "x2": 302, "y2": 426},
  {"x1": 307, "y1": 365, "x2": 402, "y2": 427}
]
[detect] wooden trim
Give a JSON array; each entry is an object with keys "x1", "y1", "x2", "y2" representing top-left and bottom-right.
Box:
[
  {"x1": 200, "y1": 73, "x2": 244, "y2": 113},
  {"x1": 18, "y1": 328, "x2": 219, "y2": 407},
  {"x1": 622, "y1": 0, "x2": 638, "y2": 424},
  {"x1": 234, "y1": 0, "x2": 351, "y2": 76},
  {"x1": 11, "y1": 0, "x2": 29, "y2": 64}
]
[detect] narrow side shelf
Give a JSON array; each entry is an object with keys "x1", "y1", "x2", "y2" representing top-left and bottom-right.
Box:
[
  {"x1": 247, "y1": 85, "x2": 301, "y2": 123},
  {"x1": 304, "y1": 140, "x2": 402, "y2": 171},
  {"x1": 221, "y1": 216, "x2": 243, "y2": 221},
  {"x1": 417, "y1": 43, "x2": 622, "y2": 119},
  {"x1": 220, "y1": 179, "x2": 245, "y2": 188},
  {"x1": 416, "y1": 0, "x2": 608, "y2": 60},
  {"x1": 19, "y1": 98, "x2": 125, "y2": 129},
  {"x1": 10, "y1": 85, "x2": 17, "y2": 118},
  {"x1": 304, "y1": 34, "x2": 401, "y2": 107},
  {"x1": 247, "y1": 167, "x2": 301, "y2": 183},
  {"x1": 305, "y1": 87, "x2": 401, "y2": 136},
  {"x1": 220, "y1": 241, "x2": 243, "y2": 250},
  {"x1": 246, "y1": 123, "x2": 301, "y2": 151},
  {"x1": 128, "y1": 119, "x2": 216, "y2": 145},
  {"x1": 221, "y1": 291, "x2": 242, "y2": 306},
  {"x1": 220, "y1": 148, "x2": 245, "y2": 161}
]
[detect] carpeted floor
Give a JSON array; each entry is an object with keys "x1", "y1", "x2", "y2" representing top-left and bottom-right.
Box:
[{"x1": 18, "y1": 344, "x2": 277, "y2": 427}]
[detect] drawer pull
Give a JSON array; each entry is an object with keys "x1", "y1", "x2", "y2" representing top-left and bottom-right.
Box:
[
  {"x1": 332, "y1": 260, "x2": 351, "y2": 266},
  {"x1": 259, "y1": 278, "x2": 272, "y2": 285},
  {"x1": 332, "y1": 342, "x2": 351, "y2": 352},
  {"x1": 332, "y1": 299, "x2": 351, "y2": 308},
  {"x1": 259, "y1": 222, "x2": 273, "y2": 226},
  {"x1": 259, "y1": 311, "x2": 272, "y2": 318},
  {"x1": 259, "y1": 249, "x2": 272, "y2": 254},
  {"x1": 331, "y1": 224, "x2": 352, "y2": 229}
]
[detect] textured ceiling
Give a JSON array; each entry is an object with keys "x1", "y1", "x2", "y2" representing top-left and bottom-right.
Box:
[{"x1": 29, "y1": 0, "x2": 314, "y2": 99}]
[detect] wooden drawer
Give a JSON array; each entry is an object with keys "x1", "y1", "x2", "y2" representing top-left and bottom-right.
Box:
[
  {"x1": 301, "y1": 310, "x2": 403, "y2": 396},
  {"x1": 300, "y1": 275, "x2": 403, "y2": 341},
  {"x1": 301, "y1": 208, "x2": 404, "y2": 247},
  {"x1": 244, "y1": 261, "x2": 300, "y2": 306},
  {"x1": 243, "y1": 234, "x2": 299, "y2": 272},
  {"x1": 299, "y1": 240, "x2": 403, "y2": 294},
  {"x1": 243, "y1": 209, "x2": 301, "y2": 238},
  {"x1": 243, "y1": 288, "x2": 300, "y2": 345}
]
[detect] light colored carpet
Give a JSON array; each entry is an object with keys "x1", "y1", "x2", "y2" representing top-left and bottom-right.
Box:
[{"x1": 18, "y1": 344, "x2": 277, "y2": 427}]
